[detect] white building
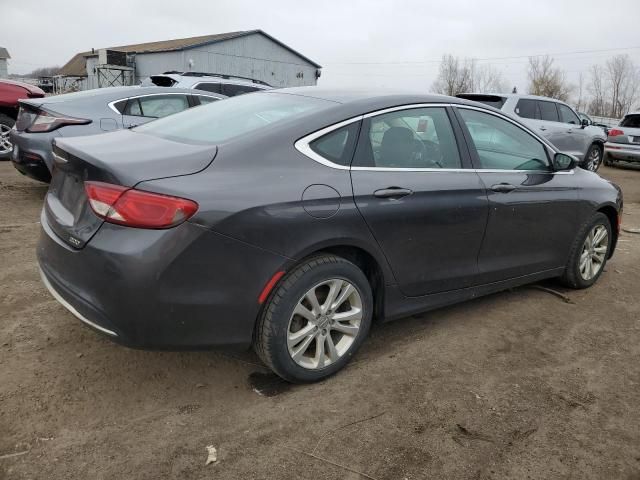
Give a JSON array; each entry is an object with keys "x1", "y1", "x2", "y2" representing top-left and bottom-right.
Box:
[
  {"x1": 57, "y1": 30, "x2": 321, "y2": 91},
  {"x1": 0, "y1": 47, "x2": 10, "y2": 79}
]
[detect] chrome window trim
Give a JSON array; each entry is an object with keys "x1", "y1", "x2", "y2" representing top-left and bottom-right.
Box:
[
  {"x1": 294, "y1": 116, "x2": 363, "y2": 170},
  {"x1": 294, "y1": 102, "x2": 574, "y2": 174},
  {"x1": 107, "y1": 92, "x2": 194, "y2": 115}
]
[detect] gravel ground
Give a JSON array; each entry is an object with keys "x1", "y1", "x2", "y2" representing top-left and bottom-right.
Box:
[{"x1": 1, "y1": 162, "x2": 640, "y2": 480}]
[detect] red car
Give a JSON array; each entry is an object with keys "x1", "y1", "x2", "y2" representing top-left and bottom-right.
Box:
[{"x1": 0, "y1": 79, "x2": 45, "y2": 159}]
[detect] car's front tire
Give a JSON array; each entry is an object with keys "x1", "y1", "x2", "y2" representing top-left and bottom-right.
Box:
[
  {"x1": 0, "y1": 114, "x2": 16, "y2": 160},
  {"x1": 583, "y1": 143, "x2": 603, "y2": 172},
  {"x1": 254, "y1": 254, "x2": 373, "y2": 383},
  {"x1": 560, "y1": 212, "x2": 612, "y2": 289}
]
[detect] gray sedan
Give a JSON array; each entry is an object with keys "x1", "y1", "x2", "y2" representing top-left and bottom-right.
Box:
[
  {"x1": 10, "y1": 86, "x2": 225, "y2": 182},
  {"x1": 37, "y1": 88, "x2": 622, "y2": 382}
]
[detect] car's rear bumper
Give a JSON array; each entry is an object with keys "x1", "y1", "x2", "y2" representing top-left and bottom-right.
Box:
[
  {"x1": 9, "y1": 129, "x2": 58, "y2": 182},
  {"x1": 605, "y1": 142, "x2": 640, "y2": 162},
  {"x1": 37, "y1": 209, "x2": 290, "y2": 349}
]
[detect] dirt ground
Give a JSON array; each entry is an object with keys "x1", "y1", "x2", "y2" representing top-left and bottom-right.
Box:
[{"x1": 1, "y1": 161, "x2": 640, "y2": 480}]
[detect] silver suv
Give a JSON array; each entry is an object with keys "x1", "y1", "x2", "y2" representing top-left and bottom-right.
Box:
[
  {"x1": 141, "y1": 72, "x2": 272, "y2": 97},
  {"x1": 458, "y1": 93, "x2": 607, "y2": 172}
]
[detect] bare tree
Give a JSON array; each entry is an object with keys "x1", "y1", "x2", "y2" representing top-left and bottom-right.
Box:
[
  {"x1": 605, "y1": 54, "x2": 639, "y2": 118},
  {"x1": 472, "y1": 64, "x2": 508, "y2": 93},
  {"x1": 573, "y1": 72, "x2": 585, "y2": 113},
  {"x1": 431, "y1": 55, "x2": 508, "y2": 95},
  {"x1": 27, "y1": 66, "x2": 60, "y2": 77},
  {"x1": 527, "y1": 55, "x2": 572, "y2": 101},
  {"x1": 587, "y1": 64, "x2": 607, "y2": 116},
  {"x1": 431, "y1": 54, "x2": 474, "y2": 96}
]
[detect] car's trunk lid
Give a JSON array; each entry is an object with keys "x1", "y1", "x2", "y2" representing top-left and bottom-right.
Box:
[{"x1": 45, "y1": 129, "x2": 217, "y2": 249}]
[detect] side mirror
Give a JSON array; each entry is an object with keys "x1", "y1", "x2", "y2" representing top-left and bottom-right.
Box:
[
  {"x1": 553, "y1": 152, "x2": 577, "y2": 171},
  {"x1": 581, "y1": 118, "x2": 590, "y2": 128}
]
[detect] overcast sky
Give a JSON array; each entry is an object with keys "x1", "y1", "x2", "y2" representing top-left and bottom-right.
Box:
[{"x1": 2, "y1": 0, "x2": 640, "y2": 94}]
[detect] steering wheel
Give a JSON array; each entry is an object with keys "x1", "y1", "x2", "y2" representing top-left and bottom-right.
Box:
[{"x1": 421, "y1": 139, "x2": 443, "y2": 168}]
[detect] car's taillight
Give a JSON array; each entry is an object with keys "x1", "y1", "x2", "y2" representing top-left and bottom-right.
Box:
[
  {"x1": 26, "y1": 108, "x2": 90, "y2": 133},
  {"x1": 84, "y1": 181, "x2": 198, "y2": 229},
  {"x1": 608, "y1": 129, "x2": 624, "y2": 137}
]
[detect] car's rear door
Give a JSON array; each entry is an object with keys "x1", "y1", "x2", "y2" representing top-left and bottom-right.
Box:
[
  {"x1": 121, "y1": 94, "x2": 190, "y2": 128},
  {"x1": 350, "y1": 105, "x2": 488, "y2": 296},
  {"x1": 454, "y1": 105, "x2": 581, "y2": 283}
]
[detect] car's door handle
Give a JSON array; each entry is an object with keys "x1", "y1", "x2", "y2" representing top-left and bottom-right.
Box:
[
  {"x1": 539, "y1": 126, "x2": 547, "y2": 131},
  {"x1": 374, "y1": 187, "x2": 413, "y2": 199},
  {"x1": 490, "y1": 183, "x2": 516, "y2": 193}
]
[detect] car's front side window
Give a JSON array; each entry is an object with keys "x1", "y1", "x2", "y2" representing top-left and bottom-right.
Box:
[
  {"x1": 196, "y1": 95, "x2": 219, "y2": 105},
  {"x1": 558, "y1": 104, "x2": 580, "y2": 125},
  {"x1": 538, "y1": 101, "x2": 560, "y2": 122},
  {"x1": 353, "y1": 107, "x2": 461, "y2": 169},
  {"x1": 458, "y1": 108, "x2": 549, "y2": 171}
]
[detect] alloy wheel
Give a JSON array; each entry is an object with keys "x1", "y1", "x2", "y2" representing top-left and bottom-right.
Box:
[
  {"x1": 585, "y1": 147, "x2": 602, "y2": 171},
  {"x1": 579, "y1": 224, "x2": 608, "y2": 280},
  {"x1": 287, "y1": 278, "x2": 363, "y2": 370},
  {"x1": 0, "y1": 124, "x2": 13, "y2": 155}
]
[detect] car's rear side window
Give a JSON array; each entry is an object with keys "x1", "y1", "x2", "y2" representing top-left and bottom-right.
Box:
[
  {"x1": 194, "y1": 82, "x2": 223, "y2": 94},
  {"x1": 515, "y1": 99, "x2": 540, "y2": 119},
  {"x1": 222, "y1": 84, "x2": 260, "y2": 96},
  {"x1": 353, "y1": 107, "x2": 462, "y2": 169},
  {"x1": 621, "y1": 114, "x2": 640, "y2": 128},
  {"x1": 309, "y1": 123, "x2": 360, "y2": 166},
  {"x1": 135, "y1": 93, "x2": 334, "y2": 144}
]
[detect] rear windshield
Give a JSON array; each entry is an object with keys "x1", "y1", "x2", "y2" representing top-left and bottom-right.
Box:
[
  {"x1": 620, "y1": 114, "x2": 640, "y2": 128},
  {"x1": 134, "y1": 92, "x2": 334, "y2": 144}
]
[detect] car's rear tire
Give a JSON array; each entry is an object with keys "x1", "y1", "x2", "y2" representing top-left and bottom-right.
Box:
[
  {"x1": 583, "y1": 143, "x2": 603, "y2": 172},
  {"x1": 0, "y1": 114, "x2": 15, "y2": 160},
  {"x1": 254, "y1": 254, "x2": 373, "y2": 383},
  {"x1": 560, "y1": 212, "x2": 612, "y2": 289}
]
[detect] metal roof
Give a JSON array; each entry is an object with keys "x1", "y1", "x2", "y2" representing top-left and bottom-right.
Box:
[
  {"x1": 58, "y1": 30, "x2": 321, "y2": 77},
  {"x1": 0, "y1": 47, "x2": 10, "y2": 59}
]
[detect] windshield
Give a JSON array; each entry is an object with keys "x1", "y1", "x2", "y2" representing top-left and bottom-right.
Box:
[{"x1": 135, "y1": 92, "x2": 335, "y2": 144}]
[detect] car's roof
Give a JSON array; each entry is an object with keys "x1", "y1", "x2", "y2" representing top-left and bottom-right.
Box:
[
  {"x1": 459, "y1": 92, "x2": 573, "y2": 104},
  {"x1": 172, "y1": 75, "x2": 272, "y2": 89},
  {"x1": 271, "y1": 87, "x2": 489, "y2": 107},
  {"x1": 31, "y1": 86, "x2": 223, "y2": 105}
]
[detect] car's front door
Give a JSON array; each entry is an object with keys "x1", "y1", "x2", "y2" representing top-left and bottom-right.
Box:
[
  {"x1": 455, "y1": 106, "x2": 581, "y2": 283},
  {"x1": 556, "y1": 102, "x2": 590, "y2": 158},
  {"x1": 350, "y1": 106, "x2": 489, "y2": 297}
]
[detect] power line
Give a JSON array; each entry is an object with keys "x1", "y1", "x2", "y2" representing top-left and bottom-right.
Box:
[{"x1": 325, "y1": 45, "x2": 640, "y2": 65}]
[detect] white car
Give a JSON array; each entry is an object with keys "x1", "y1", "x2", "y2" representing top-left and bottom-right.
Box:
[
  {"x1": 603, "y1": 112, "x2": 640, "y2": 166},
  {"x1": 458, "y1": 93, "x2": 607, "y2": 172},
  {"x1": 141, "y1": 71, "x2": 272, "y2": 97}
]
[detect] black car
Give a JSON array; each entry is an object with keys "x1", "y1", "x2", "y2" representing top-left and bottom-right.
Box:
[{"x1": 37, "y1": 88, "x2": 622, "y2": 382}]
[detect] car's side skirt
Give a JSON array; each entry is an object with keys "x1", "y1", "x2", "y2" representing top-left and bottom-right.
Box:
[{"x1": 382, "y1": 267, "x2": 565, "y2": 322}]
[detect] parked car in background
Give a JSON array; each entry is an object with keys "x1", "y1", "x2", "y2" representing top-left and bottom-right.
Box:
[
  {"x1": 604, "y1": 112, "x2": 640, "y2": 166},
  {"x1": 11, "y1": 86, "x2": 225, "y2": 182},
  {"x1": 457, "y1": 93, "x2": 607, "y2": 172},
  {"x1": 578, "y1": 112, "x2": 610, "y2": 135},
  {"x1": 38, "y1": 88, "x2": 622, "y2": 383},
  {"x1": 141, "y1": 71, "x2": 272, "y2": 96},
  {"x1": 0, "y1": 79, "x2": 46, "y2": 160}
]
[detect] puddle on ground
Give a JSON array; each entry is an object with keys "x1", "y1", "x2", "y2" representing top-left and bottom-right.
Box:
[{"x1": 248, "y1": 371, "x2": 293, "y2": 397}]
